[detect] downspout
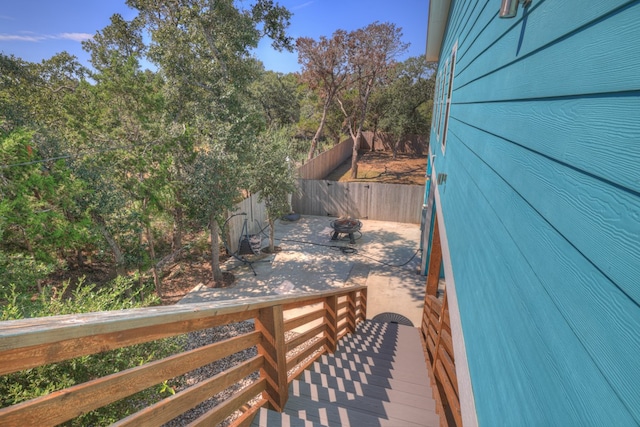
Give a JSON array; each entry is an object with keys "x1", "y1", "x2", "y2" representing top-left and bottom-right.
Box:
[{"x1": 420, "y1": 149, "x2": 436, "y2": 275}]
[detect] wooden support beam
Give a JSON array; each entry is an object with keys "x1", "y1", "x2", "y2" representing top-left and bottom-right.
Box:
[
  {"x1": 358, "y1": 288, "x2": 368, "y2": 322},
  {"x1": 426, "y1": 215, "x2": 442, "y2": 296},
  {"x1": 347, "y1": 291, "x2": 357, "y2": 334},
  {"x1": 256, "y1": 305, "x2": 288, "y2": 412},
  {"x1": 324, "y1": 296, "x2": 338, "y2": 353}
]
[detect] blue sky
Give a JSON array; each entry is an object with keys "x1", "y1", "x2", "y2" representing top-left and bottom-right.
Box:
[{"x1": 0, "y1": 0, "x2": 429, "y2": 74}]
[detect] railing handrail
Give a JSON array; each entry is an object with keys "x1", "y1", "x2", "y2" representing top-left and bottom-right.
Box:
[{"x1": 0, "y1": 285, "x2": 367, "y2": 351}]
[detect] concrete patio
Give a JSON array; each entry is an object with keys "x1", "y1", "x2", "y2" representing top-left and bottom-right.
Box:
[{"x1": 180, "y1": 215, "x2": 426, "y2": 327}]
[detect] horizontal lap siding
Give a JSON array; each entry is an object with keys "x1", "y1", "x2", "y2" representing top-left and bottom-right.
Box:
[
  {"x1": 434, "y1": 0, "x2": 640, "y2": 425},
  {"x1": 442, "y1": 134, "x2": 636, "y2": 425}
]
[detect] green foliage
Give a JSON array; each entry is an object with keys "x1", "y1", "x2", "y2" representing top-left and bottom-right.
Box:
[
  {"x1": 250, "y1": 70, "x2": 301, "y2": 128},
  {"x1": 378, "y1": 55, "x2": 436, "y2": 144},
  {"x1": 0, "y1": 129, "x2": 95, "y2": 264},
  {"x1": 250, "y1": 127, "x2": 297, "y2": 250},
  {"x1": 0, "y1": 252, "x2": 56, "y2": 308},
  {"x1": 0, "y1": 276, "x2": 184, "y2": 425}
]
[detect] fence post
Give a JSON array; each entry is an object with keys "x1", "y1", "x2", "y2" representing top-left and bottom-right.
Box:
[{"x1": 256, "y1": 305, "x2": 288, "y2": 412}]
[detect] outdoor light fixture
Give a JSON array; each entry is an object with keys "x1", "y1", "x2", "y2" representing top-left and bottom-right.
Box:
[{"x1": 499, "y1": 0, "x2": 531, "y2": 18}]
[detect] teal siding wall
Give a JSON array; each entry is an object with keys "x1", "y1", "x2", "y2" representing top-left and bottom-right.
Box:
[{"x1": 430, "y1": 0, "x2": 640, "y2": 425}]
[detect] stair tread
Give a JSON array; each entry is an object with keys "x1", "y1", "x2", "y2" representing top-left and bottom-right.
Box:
[
  {"x1": 290, "y1": 378, "x2": 438, "y2": 422},
  {"x1": 285, "y1": 395, "x2": 433, "y2": 427},
  {"x1": 298, "y1": 370, "x2": 436, "y2": 411},
  {"x1": 251, "y1": 407, "x2": 325, "y2": 427},
  {"x1": 318, "y1": 353, "x2": 430, "y2": 383},
  {"x1": 311, "y1": 360, "x2": 431, "y2": 394}
]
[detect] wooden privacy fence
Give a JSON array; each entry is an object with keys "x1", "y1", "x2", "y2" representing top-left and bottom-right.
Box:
[
  {"x1": 0, "y1": 286, "x2": 367, "y2": 427},
  {"x1": 297, "y1": 138, "x2": 353, "y2": 180},
  {"x1": 293, "y1": 180, "x2": 425, "y2": 224},
  {"x1": 358, "y1": 131, "x2": 427, "y2": 155},
  {"x1": 226, "y1": 193, "x2": 268, "y2": 254},
  {"x1": 226, "y1": 134, "x2": 426, "y2": 248},
  {"x1": 421, "y1": 292, "x2": 461, "y2": 427}
]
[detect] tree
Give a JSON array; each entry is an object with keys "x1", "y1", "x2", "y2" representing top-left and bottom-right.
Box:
[
  {"x1": 379, "y1": 56, "x2": 436, "y2": 158},
  {"x1": 127, "y1": 0, "x2": 293, "y2": 285},
  {"x1": 92, "y1": 21, "x2": 167, "y2": 291},
  {"x1": 0, "y1": 129, "x2": 94, "y2": 289},
  {"x1": 297, "y1": 30, "x2": 349, "y2": 160},
  {"x1": 183, "y1": 141, "x2": 245, "y2": 283},
  {"x1": 250, "y1": 69, "x2": 301, "y2": 128},
  {"x1": 336, "y1": 22, "x2": 408, "y2": 178},
  {"x1": 250, "y1": 127, "x2": 297, "y2": 253}
]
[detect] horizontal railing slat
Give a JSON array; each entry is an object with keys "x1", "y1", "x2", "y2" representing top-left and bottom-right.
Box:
[
  {"x1": 0, "y1": 332, "x2": 262, "y2": 427},
  {"x1": 283, "y1": 308, "x2": 325, "y2": 332},
  {"x1": 189, "y1": 378, "x2": 267, "y2": 427},
  {"x1": 113, "y1": 356, "x2": 264, "y2": 427},
  {"x1": 286, "y1": 323, "x2": 326, "y2": 353},
  {"x1": 0, "y1": 310, "x2": 258, "y2": 376},
  {"x1": 286, "y1": 337, "x2": 327, "y2": 372},
  {"x1": 435, "y1": 359, "x2": 462, "y2": 427}
]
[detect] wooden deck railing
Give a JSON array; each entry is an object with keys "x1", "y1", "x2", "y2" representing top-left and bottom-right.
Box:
[
  {"x1": 421, "y1": 292, "x2": 462, "y2": 427},
  {"x1": 0, "y1": 286, "x2": 367, "y2": 427}
]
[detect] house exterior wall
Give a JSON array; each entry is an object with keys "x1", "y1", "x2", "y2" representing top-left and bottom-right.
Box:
[{"x1": 428, "y1": 1, "x2": 640, "y2": 425}]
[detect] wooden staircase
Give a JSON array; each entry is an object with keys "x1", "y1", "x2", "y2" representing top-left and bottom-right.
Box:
[{"x1": 252, "y1": 320, "x2": 440, "y2": 427}]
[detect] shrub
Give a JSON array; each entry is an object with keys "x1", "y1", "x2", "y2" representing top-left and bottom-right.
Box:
[{"x1": 0, "y1": 276, "x2": 186, "y2": 425}]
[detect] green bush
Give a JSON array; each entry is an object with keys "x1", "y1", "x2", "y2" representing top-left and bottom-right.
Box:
[{"x1": 0, "y1": 276, "x2": 186, "y2": 425}]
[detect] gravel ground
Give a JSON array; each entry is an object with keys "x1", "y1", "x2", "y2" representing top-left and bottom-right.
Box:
[
  {"x1": 162, "y1": 321, "x2": 322, "y2": 426},
  {"x1": 163, "y1": 321, "x2": 259, "y2": 427}
]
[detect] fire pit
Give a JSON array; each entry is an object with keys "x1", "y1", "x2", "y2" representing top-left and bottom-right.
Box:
[{"x1": 330, "y1": 218, "x2": 362, "y2": 244}]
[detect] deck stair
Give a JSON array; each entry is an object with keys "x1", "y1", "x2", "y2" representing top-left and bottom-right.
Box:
[{"x1": 252, "y1": 320, "x2": 439, "y2": 426}]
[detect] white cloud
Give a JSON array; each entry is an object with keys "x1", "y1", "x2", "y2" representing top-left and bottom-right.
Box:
[
  {"x1": 292, "y1": 1, "x2": 314, "y2": 11},
  {"x1": 0, "y1": 15, "x2": 15, "y2": 21},
  {"x1": 0, "y1": 34, "x2": 45, "y2": 42},
  {"x1": 58, "y1": 32, "x2": 93, "y2": 42},
  {"x1": 0, "y1": 32, "x2": 92, "y2": 42}
]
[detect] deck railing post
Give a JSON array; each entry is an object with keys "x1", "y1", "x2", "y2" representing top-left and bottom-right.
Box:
[
  {"x1": 324, "y1": 295, "x2": 338, "y2": 353},
  {"x1": 432, "y1": 292, "x2": 447, "y2": 371},
  {"x1": 347, "y1": 291, "x2": 357, "y2": 333},
  {"x1": 358, "y1": 288, "x2": 367, "y2": 323},
  {"x1": 256, "y1": 305, "x2": 288, "y2": 412},
  {"x1": 426, "y1": 216, "x2": 442, "y2": 296}
]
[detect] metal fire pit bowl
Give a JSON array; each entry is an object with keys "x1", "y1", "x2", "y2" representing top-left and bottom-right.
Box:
[{"x1": 330, "y1": 218, "x2": 362, "y2": 244}]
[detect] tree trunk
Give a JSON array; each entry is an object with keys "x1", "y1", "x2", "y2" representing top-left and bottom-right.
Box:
[
  {"x1": 349, "y1": 130, "x2": 361, "y2": 179},
  {"x1": 370, "y1": 123, "x2": 378, "y2": 152},
  {"x1": 308, "y1": 98, "x2": 331, "y2": 160},
  {"x1": 76, "y1": 249, "x2": 85, "y2": 268},
  {"x1": 269, "y1": 218, "x2": 276, "y2": 253},
  {"x1": 145, "y1": 223, "x2": 161, "y2": 296},
  {"x1": 172, "y1": 203, "x2": 183, "y2": 251},
  {"x1": 210, "y1": 215, "x2": 224, "y2": 285},
  {"x1": 92, "y1": 212, "x2": 126, "y2": 276},
  {"x1": 393, "y1": 135, "x2": 402, "y2": 159}
]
